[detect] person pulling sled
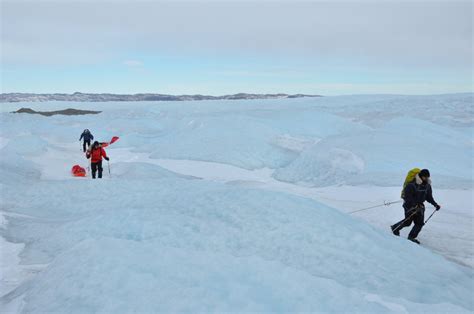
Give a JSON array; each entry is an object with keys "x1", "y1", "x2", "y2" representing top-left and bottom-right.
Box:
[
  {"x1": 79, "y1": 129, "x2": 94, "y2": 152},
  {"x1": 391, "y1": 169, "x2": 441, "y2": 244},
  {"x1": 86, "y1": 141, "x2": 109, "y2": 179}
]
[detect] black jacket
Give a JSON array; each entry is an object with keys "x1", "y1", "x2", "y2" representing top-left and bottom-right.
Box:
[
  {"x1": 403, "y1": 181, "x2": 438, "y2": 210},
  {"x1": 79, "y1": 131, "x2": 94, "y2": 142}
]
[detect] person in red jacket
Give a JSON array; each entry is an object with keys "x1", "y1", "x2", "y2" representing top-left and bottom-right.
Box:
[{"x1": 86, "y1": 141, "x2": 109, "y2": 179}]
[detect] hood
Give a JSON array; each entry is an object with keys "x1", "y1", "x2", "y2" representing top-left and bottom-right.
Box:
[{"x1": 415, "y1": 173, "x2": 431, "y2": 185}]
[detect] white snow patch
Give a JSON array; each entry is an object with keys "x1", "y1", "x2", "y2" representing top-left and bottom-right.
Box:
[{"x1": 151, "y1": 159, "x2": 274, "y2": 183}]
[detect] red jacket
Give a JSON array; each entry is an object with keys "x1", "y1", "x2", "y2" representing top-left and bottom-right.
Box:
[{"x1": 87, "y1": 147, "x2": 107, "y2": 163}]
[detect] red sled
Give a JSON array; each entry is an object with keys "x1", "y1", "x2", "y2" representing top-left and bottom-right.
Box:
[{"x1": 71, "y1": 165, "x2": 86, "y2": 177}]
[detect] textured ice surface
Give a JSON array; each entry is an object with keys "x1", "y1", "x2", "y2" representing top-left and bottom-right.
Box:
[
  {"x1": 1, "y1": 94, "x2": 473, "y2": 312},
  {"x1": 2, "y1": 174, "x2": 473, "y2": 312}
]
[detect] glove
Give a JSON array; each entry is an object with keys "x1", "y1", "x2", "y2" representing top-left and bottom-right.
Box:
[
  {"x1": 435, "y1": 204, "x2": 441, "y2": 211},
  {"x1": 104, "y1": 157, "x2": 110, "y2": 161}
]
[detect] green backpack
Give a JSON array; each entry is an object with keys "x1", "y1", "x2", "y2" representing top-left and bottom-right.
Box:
[{"x1": 401, "y1": 168, "x2": 421, "y2": 198}]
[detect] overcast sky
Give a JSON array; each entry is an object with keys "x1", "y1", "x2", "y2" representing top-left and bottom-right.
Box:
[{"x1": 1, "y1": 0, "x2": 472, "y2": 95}]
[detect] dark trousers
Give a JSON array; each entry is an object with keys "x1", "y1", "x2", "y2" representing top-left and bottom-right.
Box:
[
  {"x1": 91, "y1": 161, "x2": 103, "y2": 179},
  {"x1": 83, "y1": 140, "x2": 91, "y2": 152},
  {"x1": 392, "y1": 205, "x2": 425, "y2": 239}
]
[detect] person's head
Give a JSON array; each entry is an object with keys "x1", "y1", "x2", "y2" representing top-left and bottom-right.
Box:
[
  {"x1": 419, "y1": 169, "x2": 430, "y2": 184},
  {"x1": 85, "y1": 129, "x2": 89, "y2": 133},
  {"x1": 92, "y1": 141, "x2": 100, "y2": 149}
]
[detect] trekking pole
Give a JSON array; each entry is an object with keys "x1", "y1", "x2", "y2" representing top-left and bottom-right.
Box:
[
  {"x1": 424, "y1": 209, "x2": 437, "y2": 224},
  {"x1": 87, "y1": 153, "x2": 91, "y2": 176},
  {"x1": 348, "y1": 200, "x2": 402, "y2": 214},
  {"x1": 392, "y1": 208, "x2": 419, "y2": 233},
  {"x1": 107, "y1": 160, "x2": 111, "y2": 178}
]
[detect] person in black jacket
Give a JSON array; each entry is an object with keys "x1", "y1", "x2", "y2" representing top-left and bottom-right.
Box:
[
  {"x1": 79, "y1": 129, "x2": 94, "y2": 152},
  {"x1": 391, "y1": 169, "x2": 441, "y2": 244}
]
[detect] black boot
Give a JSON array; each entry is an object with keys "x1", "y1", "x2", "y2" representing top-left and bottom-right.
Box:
[{"x1": 408, "y1": 238, "x2": 420, "y2": 245}]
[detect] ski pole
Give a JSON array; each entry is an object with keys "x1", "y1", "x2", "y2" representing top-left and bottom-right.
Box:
[
  {"x1": 424, "y1": 209, "x2": 437, "y2": 224},
  {"x1": 87, "y1": 152, "x2": 91, "y2": 176},
  {"x1": 107, "y1": 160, "x2": 111, "y2": 178}
]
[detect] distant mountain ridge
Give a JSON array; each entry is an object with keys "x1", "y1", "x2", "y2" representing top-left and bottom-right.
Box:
[{"x1": 0, "y1": 92, "x2": 322, "y2": 103}]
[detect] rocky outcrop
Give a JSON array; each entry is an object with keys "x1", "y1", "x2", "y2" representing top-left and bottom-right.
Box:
[{"x1": 13, "y1": 108, "x2": 101, "y2": 116}]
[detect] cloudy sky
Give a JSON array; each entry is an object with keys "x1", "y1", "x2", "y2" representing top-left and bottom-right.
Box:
[{"x1": 1, "y1": 0, "x2": 472, "y2": 95}]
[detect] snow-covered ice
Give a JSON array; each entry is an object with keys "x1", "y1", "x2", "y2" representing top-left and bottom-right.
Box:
[{"x1": 0, "y1": 94, "x2": 473, "y2": 312}]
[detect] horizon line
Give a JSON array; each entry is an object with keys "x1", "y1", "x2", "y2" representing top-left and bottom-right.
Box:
[{"x1": 2, "y1": 91, "x2": 473, "y2": 97}]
